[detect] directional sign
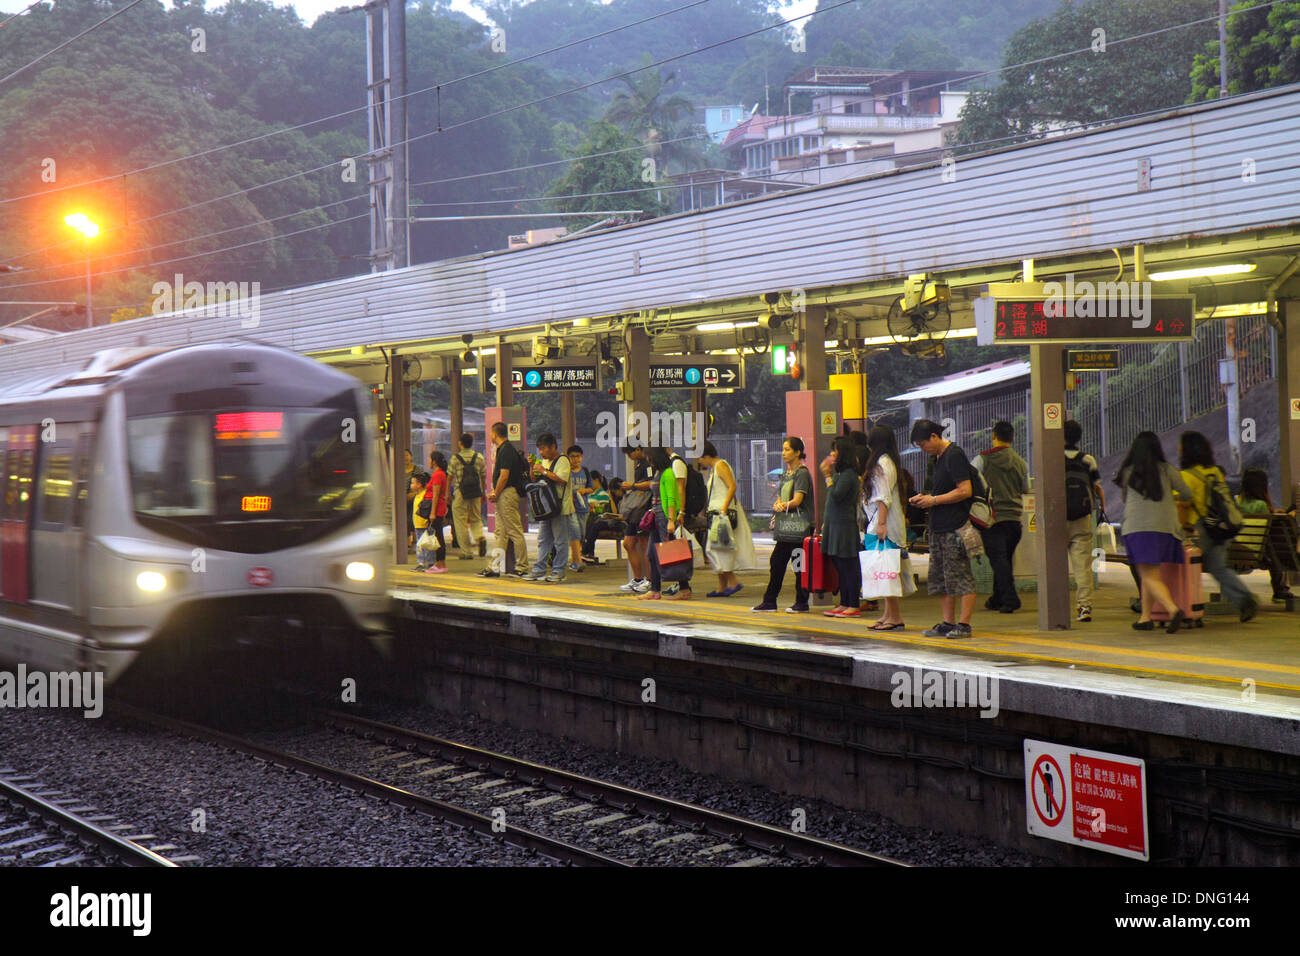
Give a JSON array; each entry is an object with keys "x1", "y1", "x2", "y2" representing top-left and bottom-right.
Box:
[
  {"x1": 648, "y1": 354, "x2": 745, "y2": 390},
  {"x1": 1068, "y1": 349, "x2": 1121, "y2": 371},
  {"x1": 1025, "y1": 738, "x2": 1148, "y2": 861},
  {"x1": 482, "y1": 358, "x2": 600, "y2": 391}
]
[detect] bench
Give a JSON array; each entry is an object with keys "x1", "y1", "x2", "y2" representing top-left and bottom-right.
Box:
[{"x1": 1227, "y1": 514, "x2": 1300, "y2": 608}]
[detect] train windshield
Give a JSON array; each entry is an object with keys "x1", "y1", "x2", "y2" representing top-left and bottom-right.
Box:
[{"x1": 126, "y1": 404, "x2": 369, "y2": 551}]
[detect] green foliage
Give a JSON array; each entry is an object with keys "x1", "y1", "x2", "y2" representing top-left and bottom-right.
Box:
[
  {"x1": 948, "y1": 0, "x2": 1218, "y2": 153},
  {"x1": 544, "y1": 121, "x2": 670, "y2": 228},
  {"x1": 1189, "y1": 0, "x2": 1300, "y2": 100}
]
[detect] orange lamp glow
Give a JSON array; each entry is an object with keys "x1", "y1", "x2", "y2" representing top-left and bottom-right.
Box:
[{"x1": 63, "y1": 213, "x2": 100, "y2": 238}]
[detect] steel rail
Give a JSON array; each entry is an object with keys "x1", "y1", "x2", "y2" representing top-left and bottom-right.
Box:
[
  {"x1": 323, "y1": 710, "x2": 909, "y2": 867},
  {"x1": 113, "y1": 703, "x2": 627, "y2": 868},
  {"x1": 0, "y1": 775, "x2": 177, "y2": 867}
]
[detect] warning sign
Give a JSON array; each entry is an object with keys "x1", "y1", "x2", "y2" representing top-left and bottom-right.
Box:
[
  {"x1": 820, "y1": 412, "x2": 837, "y2": 435},
  {"x1": 506, "y1": 422, "x2": 521, "y2": 442},
  {"x1": 1291, "y1": 398, "x2": 1300, "y2": 420},
  {"x1": 1043, "y1": 402, "x2": 1063, "y2": 430},
  {"x1": 1024, "y1": 739, "x2": 1148, "y2": 861}
]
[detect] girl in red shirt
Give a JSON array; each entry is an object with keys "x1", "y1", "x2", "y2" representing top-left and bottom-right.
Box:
[{"x1": 424, "y1": 451, "x2": 450, "y2": 572}]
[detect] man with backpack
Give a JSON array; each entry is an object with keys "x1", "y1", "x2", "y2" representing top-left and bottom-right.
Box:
[
  {"x1": 1063, "y1": 420, "x2": 1105, "y2": 622},
  {"x1": 448, "y1": 432, "x2": 487, "y2": 561},
  {"x1": 1177, "y1": 430, "x2": 1256, "y2": 622},
  {"x1": 521, "y1": 433, "x2": 573, "y2": 584},
  {"x1": 973, "y1": 421, "x2": 1029, "y2": 614}
]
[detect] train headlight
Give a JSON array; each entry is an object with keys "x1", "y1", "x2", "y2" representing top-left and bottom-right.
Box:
[
  {"x1": 345, "y1": 561, "x2": 375, "y2": 582},
  {"x1": 136, "y1": 571, "x2": 167, "y2": 593}
]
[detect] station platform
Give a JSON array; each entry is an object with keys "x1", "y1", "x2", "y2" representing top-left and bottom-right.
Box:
[{"x1": 387, "y1": 536, "x2": 1300, "y2": 759}]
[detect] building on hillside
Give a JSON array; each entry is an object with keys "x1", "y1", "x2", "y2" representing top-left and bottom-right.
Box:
[
  {"x1": 698, "y1": 104, "x2": 750, "y2": 144},
  {"x1": 721, "y1": 66, "x2": 977, "y2": 188}
]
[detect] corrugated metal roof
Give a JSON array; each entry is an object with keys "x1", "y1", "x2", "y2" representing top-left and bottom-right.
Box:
[
  {"x1": 887, "y1": 361, "x2": 1031, "y2": 402},
  {"x1": 0, "y1": 85, "x2": 1297, "y2": 384}
]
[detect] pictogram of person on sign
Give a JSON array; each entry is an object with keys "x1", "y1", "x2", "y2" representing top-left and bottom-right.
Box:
[{"x1": 1042, "y1": 763, "x2": 1057, "y2": 817}]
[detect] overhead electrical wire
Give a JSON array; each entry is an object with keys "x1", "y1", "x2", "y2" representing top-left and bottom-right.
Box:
[{"x1": 0, "y1": 0, "x2": 148, "y2": 87}]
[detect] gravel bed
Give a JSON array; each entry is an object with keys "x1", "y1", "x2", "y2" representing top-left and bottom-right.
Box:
[
  {"x1": 249, "y1": 723, "x2": 802, "y2": 866},
  {"x1": 355, "y1": 701, "x2": 1055, "y2": 866},
  {"x1": 0, "y1": 707, "x2": 552, "y2": 867}
]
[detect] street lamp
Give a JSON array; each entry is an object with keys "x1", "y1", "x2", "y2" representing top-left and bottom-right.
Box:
[{"x1": 63, "y1": 213, "x2": 99, "y2": 328}]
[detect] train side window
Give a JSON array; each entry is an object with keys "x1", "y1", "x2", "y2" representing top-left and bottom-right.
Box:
[
  {"x1": 16, "y1": 448, "x2": 34, "y2": 521},
  {"x1": 36, "y1": 443, "x2": 74, "y2": 529},
  {"x1": 3, "y1": 448, "x2": 18, "y2": 519},
  {"x1": 71, "y1": 435, "x2": 91, "y2": 529}
]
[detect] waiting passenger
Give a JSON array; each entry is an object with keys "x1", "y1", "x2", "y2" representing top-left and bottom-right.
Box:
[
  {"x1": 581, "y1": 476, "x2": 626, "y2": 563},
  {"x1": 480, "y1": 421, "x2": 528, "y2": 578},
  {"x1": 410, "y1": 471, "x2": 433, "y2": 570},
  {"x1": 1177, "y1": 431, "x2": 1257, "y2": 622},
  {"x1": 697, "y1": 441, "x2": 756, "y2": 597},
  {"x1": 521, "y1": 433, "x2": 572, "y2": 583},
  {"x1": 863, "y1": 425, "x2": 910, "y2": 630},
  {"x1": 424, "y1": 452, "x2": 450, "y2": 573},
  {"x1": 752, "y1": 437, "x2": 814, "y2": 613},
  {"x1": 641, "y1": 446, "x2": 692, "y2": 601},
  {"x1": 909, "y1": 419, "x2": 977, "y2": 638},
  {"x1": 972, "y1": 420, "x2": 1028, "y2": 615},
  {"x1": 1115, "y1": 431, "x2": 1191, "y2": 632},
  {"x1": 1062, "y1": 419, "x2": 1105, "y2": 622},
  {"x1": 1238, "y1": 467, "x2": 1295, "y2": 602},
  {"x1": 618, "y1": 445, "x2": 655, "y2": 593},
  {"x1": 448, "y1": 433, "x2": 487, "y2": 561},
  {"x1": 820, "y1": 437, "x2": 863, "y2": 617},
  {"x1": 566, "y1": 445, "x2": 590, "y2": 573}
]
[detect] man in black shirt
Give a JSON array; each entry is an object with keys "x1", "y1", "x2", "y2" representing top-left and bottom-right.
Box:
[
  {"x1": 479, "y1": 422, "x2": 528, "y2": 577},
  {"x1": 909, "y1": 419, "x2": 977, "y2": 638}
]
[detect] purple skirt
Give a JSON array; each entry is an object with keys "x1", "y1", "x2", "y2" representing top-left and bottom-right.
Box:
[{"x1": 1123, "y1": 532, "x2": 1185, "y2": 565}]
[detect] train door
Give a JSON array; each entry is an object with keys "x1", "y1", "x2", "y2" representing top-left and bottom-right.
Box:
[
  {"x1": 30, "y1": 429, "x2": 81, "y2": 613},
  {"x1": 1, "y1": 426, "x2": 36, "y2": 604}
]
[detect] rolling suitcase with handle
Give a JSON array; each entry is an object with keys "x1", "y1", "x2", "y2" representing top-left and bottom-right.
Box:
[
  {"x1": 801, "y1": 533, "x2": 839, "y2": 595},
  {"x1": 1149, "y1": 543, "x2": 1204, "y2": 628}
]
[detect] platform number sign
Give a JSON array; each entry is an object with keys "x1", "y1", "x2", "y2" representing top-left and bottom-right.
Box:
[{"x1": 1024, "y1": 739, "x2": 1148, "y2": 861}]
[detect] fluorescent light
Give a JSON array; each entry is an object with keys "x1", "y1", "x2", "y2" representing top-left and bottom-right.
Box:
[
  {"x1": 136, "y1": 571, "x2": 166, "y2": 592},
  {"x1": 461, "y1": 366, "x2": 477, "y2": 375},
  {"x1": 1149, "y1": 263, "x2": 1256, "y2": 281},
  {"x1": 857, "y1": 328, "x2": 977, "y2": 347},
  {"x1": 696, "y1": 321, "x2": 759, "y2": 332},
  {"x1": 1195, "y1": 301, "x2": 1266, "y2": 318}
]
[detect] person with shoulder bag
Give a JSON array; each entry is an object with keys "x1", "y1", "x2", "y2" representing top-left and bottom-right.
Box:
[
  {"x1": 752, "y1": 437, "x2": 814, "y2": 613},
  {"x1": 450, "y1": 433, "x2": 487, "y2": 560},
  {"x1": 820, "y1": 437, "x2": 864, "y2": 617},
  {"x1": 973, "y1": 420, "x2": 1029, "y2": 616},
  {"x1": 640, "y1": 446, "x2": 693, "y2": 601},
  {"x1": 698, "y1": 441, "x2": 756, "y2": 597},
  {"x1": 1176, "y1": 430, "x2": 1256, "y2": 622}
]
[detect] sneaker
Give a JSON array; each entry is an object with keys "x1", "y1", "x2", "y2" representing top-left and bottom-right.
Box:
[
  {"x1": 619, "y1": 579, "x2": 640, "y2": 592},
  {"x1": 1240, "y1": 598, "x2": 1258, "y2": 623},
  {"x1": 923, "y1": 622, "x2": 956, "y2": 637},
  {"x1": 567, "y1": 562, "x2": 583, "y2": 573},
  {"x1": 632, "y1": 579, "x2": 652, "y2": 594},
  {"x1": 1077, "y1": 605, "x2": 1092, "y2": 623},
  {"x1": 948, "y1": 623, "x2": 973, "y2": 638},
  {"x1": 663, "y1": 583, "x2": 680, "y2": 597},
  {"x1": 544, "y1": 572, "x2": 565, "y2": 584},
  {"x1": 751, "y1": 602, "x2": 778, "y2": 612},
  {"x1": 518, "y1": 571, "x2": 545, "y2": 581},
  {"x1": 476, "y1": 569, "x2": 500, "y2": 578},
  {"x1": 581, "y1": 555, "x2": 599, "y2": 565},
  {"x1": 413, "y1": 564, "x2": 428, "y2": 572},
  {"x1": 785, "y1": 604, "x2": 809, "y2": 614},
  {"x1": 503, "y1": 569, "x2": 524, "y2": 578}
]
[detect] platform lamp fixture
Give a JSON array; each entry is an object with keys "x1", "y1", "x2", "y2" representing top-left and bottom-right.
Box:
[
  {"x1": 63, "y1": 213, "x2": 99, "y2": 328},
  {"x1": 460, "y1": 333, "x2": 475, "y2": 365}
]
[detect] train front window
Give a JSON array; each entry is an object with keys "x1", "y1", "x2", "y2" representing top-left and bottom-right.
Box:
[{"x1": 127, "y1": 407, "x2": 368, "y2": 534}]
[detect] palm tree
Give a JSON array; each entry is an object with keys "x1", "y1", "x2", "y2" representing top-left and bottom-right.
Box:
[{"x1": 603, "y1": 56, "x2": 707, "y2": 175}]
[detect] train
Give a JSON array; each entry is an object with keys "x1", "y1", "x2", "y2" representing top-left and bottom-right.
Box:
[{"x1": 0, "y1": 343, "x2": 391, "y2": 684}]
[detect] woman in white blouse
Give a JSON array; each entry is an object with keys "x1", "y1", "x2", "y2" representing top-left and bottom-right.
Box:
[
  {"x1": 698, "y1": 442, "x2": 757, "y2": 596},
  {"x1": 862, "y1": 426, "x2": 911, "y2": 630}
]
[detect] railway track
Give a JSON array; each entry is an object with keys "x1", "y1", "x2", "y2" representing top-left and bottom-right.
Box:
[
  {"x1": 0, "y1": 770, "x2": 183, "y2": 867},
  {"x1": 322, "y1": 710, "x2": 908, "y2": 868},
  {"x1": 111, "y1": 703, "x2": 623, "y2": 867}
]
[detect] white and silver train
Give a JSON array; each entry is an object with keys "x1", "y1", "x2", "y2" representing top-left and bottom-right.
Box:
[{"x1": 0, "y1": 343, "x2": 391, "y2": 683}]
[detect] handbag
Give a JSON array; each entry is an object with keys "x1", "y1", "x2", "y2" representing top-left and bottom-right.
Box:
[
  {"x1": 859, "y1": 537, "x2": 903, "y2": 599},
  {"x1": 1095, "y1": 510, "x2": 1118, "y2": 554},
  {"x1": 956, "y1": 519, "x2": 985, "y2": 558},
  {"x1": 656, "y1": 529, "x2": 694, "y2": 583},
  {"x1": 968, "y1": 462, "x2": 994, "y2": 529},
  {"x1": 708, "y1": 512, "x2": 735, "y2": 550},
  {"x1": 620, "y1": 488, "x2": 652, "y2": 531},
  {"x1": 639, "y1": 506, "x2": 656, "y2": 532}
]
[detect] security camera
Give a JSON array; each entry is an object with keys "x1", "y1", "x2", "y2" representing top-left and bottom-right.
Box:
[{"x1": 532, "y1": 335, "x2": 563, "y2": 363}]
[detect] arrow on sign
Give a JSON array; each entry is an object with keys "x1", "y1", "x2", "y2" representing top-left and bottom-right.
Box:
[{"x1": 721, "y1": 369, "x2": 737, "y2": 383}]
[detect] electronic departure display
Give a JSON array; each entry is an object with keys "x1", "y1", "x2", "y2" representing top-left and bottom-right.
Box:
[
  {"x1": 991, "y1": 296, "x2": 1195, "y2": 344},
  {"x1": 215, "y1": 411, "x2": 284, "y2": 440},
  {"x1": 241, "y1": 495, "x2": 272, "y2": 512}
]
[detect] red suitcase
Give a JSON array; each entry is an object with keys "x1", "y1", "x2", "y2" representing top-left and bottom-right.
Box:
[
  {"x1": 1149, "y1": 543, "x2": 1204, "y2": 628},
  {"x1": 801, "y1": 534, "x2": 839, "y2": 594}
]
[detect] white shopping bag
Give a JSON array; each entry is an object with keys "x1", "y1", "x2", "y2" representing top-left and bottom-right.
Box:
[{"x1": 860, "y1": 544, "x2": 903, "y2": 599}]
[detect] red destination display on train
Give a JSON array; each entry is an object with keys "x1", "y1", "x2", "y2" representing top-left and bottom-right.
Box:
[
  {"x1": 215, "y1": 411, "x2": 284, "y2": 440},
  {"x1": 993, "y1": 296, "x2": 1195, "y2": 344}
]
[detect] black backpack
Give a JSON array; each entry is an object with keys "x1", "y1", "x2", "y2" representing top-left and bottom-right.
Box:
[
  {"x1": 458, "y1": 452, "x2": 482, "y2": 500},
  {"x1": 1194, "y1": 468, "x2": 1245, "y2": 543},
  {"x1": 525, "y1": 477, "x2": 562, "y2": 520},
  {"x1": 1064, "y1": 454, "x2": 1095, "y2": 521},
  {"x1": 671, "y1": 455, "x2": 709, "y2": 518}
]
